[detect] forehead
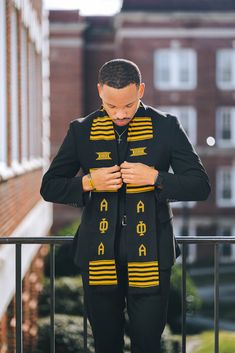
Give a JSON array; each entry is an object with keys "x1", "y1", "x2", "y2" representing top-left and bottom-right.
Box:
[{"x1": 100, "y1": 84, "x2": 139, "y2": 106}]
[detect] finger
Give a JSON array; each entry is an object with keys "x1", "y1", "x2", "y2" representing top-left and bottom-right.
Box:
[
  {"x1": 120, "y1": 169, "x2": 133, "y2": 176},
  {"x1": 109, "y1": 179, "x2": 123, "y2": 189},
  {"x1": 110, "y1": 171, "x2": 122, "y2": 178},
  {"x1": 108, "y1": 164, "x2": 120, "y2": 172},
  {"x1": 120, "y1": 161, "x2": 133, "y2": 169},
  {"x1": 107, "y1": 177, "x2": 122, "y2": 185}
]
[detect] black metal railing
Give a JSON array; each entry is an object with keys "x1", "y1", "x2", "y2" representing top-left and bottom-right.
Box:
[{"x1": 0, "y1": 235, "x2": 235, "y2": 353}]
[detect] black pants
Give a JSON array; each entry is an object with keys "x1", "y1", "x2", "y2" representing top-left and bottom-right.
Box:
[{"x1": 81, "y1": 263, "x2": 171, "y2": 353}]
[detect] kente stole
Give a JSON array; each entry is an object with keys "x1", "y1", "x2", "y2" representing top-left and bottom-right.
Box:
[{"x1": 86, "y1": 105, "x2": 160, "y2": 294}]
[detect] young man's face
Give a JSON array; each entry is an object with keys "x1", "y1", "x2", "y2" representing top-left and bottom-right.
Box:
[{"x1": 97, "y1": 83, "x2": 145, "y2": 126}]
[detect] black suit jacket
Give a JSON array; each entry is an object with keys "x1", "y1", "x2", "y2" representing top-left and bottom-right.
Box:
[{"x1": 40, "y1": 104, "x2": 211, "y2": 269}]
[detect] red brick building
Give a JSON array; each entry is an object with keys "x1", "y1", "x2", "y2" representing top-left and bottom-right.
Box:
[
  {"x1": 0, "y1": 0, "x2": 51, "y2": 351},
  {"x1": 49, "y1": 0, "x2": 235, "y2": 263}
]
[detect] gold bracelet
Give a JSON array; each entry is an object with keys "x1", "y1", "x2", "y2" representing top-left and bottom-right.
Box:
[{"x1": 87, "y1": 173, "x2": 96, "y2": 190}]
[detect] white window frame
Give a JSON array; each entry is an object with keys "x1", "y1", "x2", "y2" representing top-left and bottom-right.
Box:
[
  {"x1": 216, "y1": 107, "x2": 235, "y2": 147},
  {"x1": 158, "y1": 106, "x2": 197, "y2": 145},
  {"x1": 216, "y1": 49, "x2": 235, "y2": 90},
  {"x1": 0, "y1": 0, "x2": 8, "y2": 173},
  {"x1": 216, "y1": 167, "x2": 235, "y2": 207},
  {"x1": 154, "y1": 48, "x2": 197, "y2": 90}
]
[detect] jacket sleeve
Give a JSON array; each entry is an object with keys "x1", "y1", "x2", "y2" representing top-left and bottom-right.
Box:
[
  {"x1": 40, "y1": 122, "x2": 86, "y2": 208},
  {"x1": 155, "y1": 115, "x2": 211, "y2": 203}
]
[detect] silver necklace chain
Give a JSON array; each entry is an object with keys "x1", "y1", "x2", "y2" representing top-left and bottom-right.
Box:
[{"x1": 114, "y1": 127, "x2": 128, "y2": 144}]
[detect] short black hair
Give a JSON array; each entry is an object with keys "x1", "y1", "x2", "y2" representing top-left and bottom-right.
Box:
[{"x1": 98, "y1": 59, "x2": 141, "y2": 88}]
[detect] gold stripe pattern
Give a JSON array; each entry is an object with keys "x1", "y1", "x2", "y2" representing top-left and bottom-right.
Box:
[
  {"x1": 89, "y1": 259, "x2": 118, "y2": 285},
  {"x1": 127, "y1": 117, "x2": 153, "y2": 142},
  {"x1": 90, "y1": 116, "x2": 115, "y2": 141},
  {"x1": 128, "y1": 261, "x2": 159, "y2": 288},
  {"x1": 126, "y1": 185, "x2": 154, "y2": 194},
  {"x1": 90, "y1": 114, "x2": 153, "y2": 141}
]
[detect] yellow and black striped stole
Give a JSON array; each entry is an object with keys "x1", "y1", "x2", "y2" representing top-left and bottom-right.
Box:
[
  {"x1": 90, "y1": 116, "x2": 115, "y2": 141},
  {"x1": 128, "y1": 261, "x2": 159, "y2": 288},
  {"x1": 126, "y1": 184, "x2": 154, "y2": 194},
  {"x1": 127, "y1": 117, "x2": 153, "y2": 142},
  {"x1": 89, "y1": 259, "x2": 118, "y2": 285}
]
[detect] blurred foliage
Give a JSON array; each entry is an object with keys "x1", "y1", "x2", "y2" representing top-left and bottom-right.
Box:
[
  {"x1": 44, "y1": 220, "x2": 80, "y2": 277},
  {"x1": 36, "y1": 314, "x2": 94, "y2": 353},
  {"x1": 190, "y1": 330, "x2": 235, "y2": 353},
  {"x1": 38, "y1": 276, "x2": 84, "y2": 317},
  {"x1": 167, "y1": 264, "x2": 202, "y2": 333}
]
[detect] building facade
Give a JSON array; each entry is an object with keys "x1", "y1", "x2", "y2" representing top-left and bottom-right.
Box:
[
  {"x1": 0, "y1": 0, "x2": 51, "y2": 351},
  {"x1": 49, "y1": 0, "x2": 235, "y2": 262}
]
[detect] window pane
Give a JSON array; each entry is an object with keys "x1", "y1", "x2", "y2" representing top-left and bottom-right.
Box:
[
  {"x1": 156, "y1": 51, "x2": 170, "y2": 84},
  {"x1": 178, "y1": 51, "x2": 190, "y2": 83},
  {"x1": 221, "y1": 110, "x2": 231, "y2": 140},
  {"x1": 217, "y1": 49, "x2": 235, "y2": 88},
  {"x1": 220, "y1": 52, "x2": 232, "y2": 83},
  {"x1": 222, "y1": 170, "x2": 232, "y2": 199}
]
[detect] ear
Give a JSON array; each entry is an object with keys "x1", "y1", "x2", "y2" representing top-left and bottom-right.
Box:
[
  {"x1": 97, "y1": 83, "x2": 103, "y2": 98},
  {"x1": 138, "y1": 83, "x2": 145, "y2": 99}
]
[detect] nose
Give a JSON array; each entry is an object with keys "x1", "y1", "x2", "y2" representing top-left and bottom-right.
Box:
[{"x1": 115, "y1": 110, "x2": 127, "y2": 120}]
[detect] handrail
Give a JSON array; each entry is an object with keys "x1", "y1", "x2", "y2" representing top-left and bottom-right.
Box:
[{"x1": 1, "y1": 235, "x2": 235, "y2": 353}]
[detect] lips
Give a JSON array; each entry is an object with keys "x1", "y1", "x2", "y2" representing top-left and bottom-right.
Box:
[{"x1": 114, "y1": 118, "x2": 130, "y2": 126}]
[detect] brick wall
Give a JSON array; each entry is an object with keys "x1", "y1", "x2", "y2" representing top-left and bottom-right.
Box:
[{"x1": 0, "y1": 170, "x2": 43, "y2": 236}]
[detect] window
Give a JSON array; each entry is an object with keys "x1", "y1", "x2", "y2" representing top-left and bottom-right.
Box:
[
  {"x1": 154, "y1": 49, "x2": 197, "y2": 90},
  {"x1": 10, "y1": 8, "x2": 19, "y2": 167},
  {"x1": 0, "y1": 0, "x2": 7, "y2": 170},
  {"x1": 217, "y1": 167, "x2": 235, "y2": 207},
  {"x1": 21, "y1": 26, "x2": 29, "y2": 162},
  {"x1": 28, "y1": 42, "x2": 39, "y2": 159},
  {"x1": 216, "y1": 49, "x2": 235, "y2": 89},
  {"x1": 158, "y1": 106, "x2": 197, "y2": 145},
  {"x1": 216, "y1": 107, "x2": 235, "y2": 147}
]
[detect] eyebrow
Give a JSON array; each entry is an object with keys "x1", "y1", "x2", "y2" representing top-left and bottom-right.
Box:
[{"x1": 106, "y1": 101, "x2": 136, "y2": 108}]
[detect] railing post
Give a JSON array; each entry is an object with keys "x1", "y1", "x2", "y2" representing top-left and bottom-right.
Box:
[
  {"x1": 214, "y1": 243, "x2": 219, "y2": 353},
  {"x1": 50, "y1": 244, "x2": 55, "y2": 353},
  {"x1": 15, "y1": 243, "x2": 22, "y2": 353},
  {"x1": 181, "y1": 243, "x2": 187, "y2": 353}
]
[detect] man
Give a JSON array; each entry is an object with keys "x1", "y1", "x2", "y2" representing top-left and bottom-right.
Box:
[{"x1": 40, "y1": 59, "x2": 210, "y2": 353}]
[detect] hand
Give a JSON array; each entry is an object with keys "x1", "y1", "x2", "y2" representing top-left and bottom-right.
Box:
[
  {"x1": 120, "y1": 161, "x2": 158, "y2": 186},
  {"x1": 82, "y1": 165, "x2": 123, "y2": 191}
]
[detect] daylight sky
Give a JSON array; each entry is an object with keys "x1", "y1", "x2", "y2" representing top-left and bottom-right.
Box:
[{"x1": 44, "y1": 0, "x2": 122, "y2": 16}]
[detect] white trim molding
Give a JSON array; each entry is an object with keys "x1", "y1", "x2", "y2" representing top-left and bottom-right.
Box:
[
  {"x1": 116, "y1": 27, "x2": 235, "y2": 40},
  {"x1": 115, "y1": 12, "x2": 235, "y2": 28},
  {"x1": 50, "y1": 38, "x2": 84, "y2": 48}
]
